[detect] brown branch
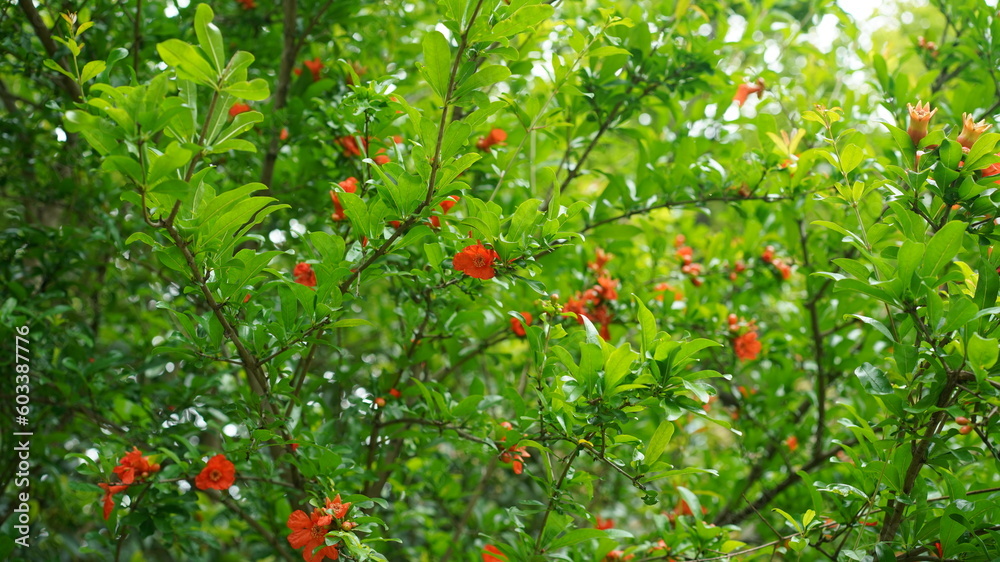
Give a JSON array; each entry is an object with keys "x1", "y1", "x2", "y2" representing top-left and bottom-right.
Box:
[
  {"x1": 17, "y1": 0, "x2": 82, "y2": 101},
  {"x1": 260, "y1": 0, "x2": 299, "y2": 188}
]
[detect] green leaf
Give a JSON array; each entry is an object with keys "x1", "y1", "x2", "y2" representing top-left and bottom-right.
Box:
[
  {"x1": 310, "y1": 231, "x2": 346, "y2": 264},
  {"x1": 855, "y1": 363, "x2": 893, "y2": 395},
  {"x1": 223, "y1": 79, "x2": 270, "y2": 101},
  {"x1": 921, "y1": 221, "x2": 967, "y2": 278},
  {"x1": 157, "y1": 39, "x2": 218, "y2": 87},
  {"x1": 847, "y1": 315, "x2": 895, "y2": 342},
  {"x1": 840, "y1": 144, "x2": 864, "y2": 174},
  {"x1": 968, "y1": 334, "x2": 999, "y2": 373},
  {"x1": 492, "y1": 5, "x2": 555, "y2": 38},
  {"x1": 547, "y1": 528, "x2": 608, "y2": 551},
  {"x1": 633, "y1": 296, "x2": 656, "y2": 355},
  {"x1": 453, "y1": 65, "x2": 511, "y2": 99},
  {"x1": 604, "y1": 342, "x2": 638, "y2": 395},
  {"x1": 194, "y1": 3, "x2": 226, "y2": 72},
  {"x1": 644, "y1": 419, "x2": 674, "y2": 466},
  {"x1": 80, "y1": 60, "x2": 106, "y2": 83},
  {"x1": 421, "y1": 31, "x2": 451, "y2": 99},
  {"x1": 588, "y1": 45, "x2": 632, "y2": 58},
  {"x1": 506, "y1": 198, "x2": 541, "y2": 242}
]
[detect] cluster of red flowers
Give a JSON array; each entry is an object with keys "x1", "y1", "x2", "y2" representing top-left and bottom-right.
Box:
[
  {"x1": 373, "y1": 387, "x2": 402, "y2": 408},
  {"x1": 595, "y1": 515, "x2": 614, "y2": 530},
  {"x1": 235, "y1": 0, "x2": 255, "y2": 10},
  {"x1": 728, "y1": 314, "x2": 762, "y2": 362},
  {"x1": 760, "y1": 245, "x2": 792, "y2": 280},
  {"x1": 917, "y1": 36, "x2": 939, "y2": 57},
  {"x1": 674, "y1": 235, "x2": 704, "y2": 287},
  {"x1": 475, "y1": 128, "x2": 507, "y2": 151},
  {"x1": 229, "y1": 102, "x2": 252, "y2": 118},
  {"x1": 294, "y1": 57, "x2": 324, "y2": 81},
  {"x1": 604, "y1": 550, "x2": 635, "y2": 561},
  {"x1": 330, "y1": 177, "x2": 359, "y2": 222},
  {"x1": 99, "y1": 449, "x2": 235, "y2": 520},
  {"x1": 454, "y1": 243, "x2": 500, "y2": 279},
  {"x1": 561, "y1": 248, "x2": 618, "y2": 339},
  {"x1": 286, "y1": 495, "x2": 355, "y2": 562},
  {"x1": 666, "y1": 498, "x2": 709, "y2": 527},
  {"x1": 497, "y1": 421, "x2": 530, "y2": 475},
  {"x1": 733, "y1": 77, "x2": 765, "y2": 107}
]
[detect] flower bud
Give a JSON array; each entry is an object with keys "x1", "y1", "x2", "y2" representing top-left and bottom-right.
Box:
[
  {"x1": 956, "y1": 113, "x2": 991, "y2": 149},
  {"x1": 906, "y1": 101, "x2": 937, "y2": 146}
]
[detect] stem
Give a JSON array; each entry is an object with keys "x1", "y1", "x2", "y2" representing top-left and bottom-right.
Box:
[{"x1": 532, "y1": 445, "x2": 582, "y2": 554}]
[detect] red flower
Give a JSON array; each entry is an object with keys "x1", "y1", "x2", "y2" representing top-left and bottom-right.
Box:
[
  {"x1": 511, "y1": 311, "x2": 532, "y2": 337},
  {"x1": 337, "y1": 136, "x2": 368, "y2": 157},
  {"x1": 673, "y1": 234, "x2": 686, "y2": 248},
  {"x1": 734, "y1": 330, "x2": 761, "y2": 362},
  {"x1": 291, "y1": 443, "x2": 300, "y2": 452},
  {"x1": 476, "y1": 128, "x2": 508, "y2": 151},
  {"x1": 330, "y1": 177, "x2": 359, "y2": 221},
  {"x1": 280, "y1": 127, "x2": 290, "y2": 141},
  {"x1": 430, "y1": 195, "x2": 460, "y2": 228},
  {"x1": 303, "y1": 58, "x2": 323, "y2": 81},
  {"x1": 761, "y1": 245, "x2": 775, "y2": 263},
  {"x1": 294, "y1": 263, "x2": 317, "y2": 287},
  {"x1": 98, "y1": 483, "x2": 128, "y2": 520},
  {"x1": 676, "y1": 246, "x2": 693, "y2": 264},
  {"x1": 112, "y1": 447, "x2": 160, "y2": 485},
  {"x1": 605, "y1": 551, "x2": 634, "y2": 561},
  {"x1": 733, "y1": 78, "x2": 765, "y2": 107},
  {"x1": 595, "y1": 516, "x2": 614, "y2": 530},
  {"x1": 228, "y1": 103, "x2": 251, "y2": 118},
  {"x1": 287, "y1": 509, "x2": 339, "y2": 562},
  {"x1": 563, "y1": 296, "x2": 588, "y2": 323},
  {"x1": 956, "y1": 113, "x2": 991, "y2": 149},
  {"x1": 388, "y1": 388, "x2": 401, "y2": 399},
  {"x1": 195, "y1": 454, "x2": 236, "y2": 490},
  {"x1": 325, "y1": 494, "x2": 352, "y2": 519},
  {"x1": 906, "y1": 101, "x2": 937, "y2": 146},
  {"x1": 454, "y1": 243, "x2": 499, "y2": 279},
  {"x1": 236, "y1": 0, "x2": 256, "y2": 9},
  {"x1": 483, "y1": 545, "x2": 508, "y2": 562},
  {"x1": 785, "y1": 435, "x2": 798, "y2": 452},
  {"x1": 596, "y1": 276, "x2": 619, "y2": 301},
  {"x1": 589, "y1": 247, "x2": 613, "y2": 273},
  {"x1": 774, "y1": 258, "x2": 792, "y2": 280},
  {"x1": 982, "y1": 155, "x2": 1000, "y2": 178}
]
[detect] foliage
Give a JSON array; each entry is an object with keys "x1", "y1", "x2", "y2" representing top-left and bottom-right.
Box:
[{"x1": 1, "y1": 0, "x2": 999, "y2": 560}]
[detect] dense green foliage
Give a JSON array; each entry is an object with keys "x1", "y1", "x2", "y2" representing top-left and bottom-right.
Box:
[{"x1": 2, "y1": 0, "x2": 1000, "y2": 560}]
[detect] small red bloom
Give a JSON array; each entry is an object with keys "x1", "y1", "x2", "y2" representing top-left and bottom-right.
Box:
[
  {"x1": 430, "y1": 195, "x2": 460, "y2": 228},
  {"x1": 676, "y1": 246, "x2": 693, "y2": 264},
  {"x1": 956, "y1": 113, "x2": 991, "y2": 149},
  {"x1": 389, "y1": 388, "x2": 401, "y2": 399},
  {"x1": 330, "y1": 176, "x2": 359, "y2": 221},
  {"x1": 291, "y1": 443, "x2": 300, "y2": 452},
  {"x1": 195, "y1": 454, "x2": 236, "y2": 490},
  {"x1": 228, "y1": 103, "x2": 251, "y2": 118},
  {"x1": 733, "y1": 78, "x2": 765, "y2": 107},
  {"x1": 589, "y1": 247, "x2": 613, "y2": 273},
  {"x1": 303, "y1": 58, "x2": 323, "y2": 81},
  {"x1": 454, "y1": 243, "x2": 500, "y2": 279},
  {"x1": 761, "y1": 245, "x2": 775, "y2": 263},
  {"x1": 785, "y1": 435, "x2": 798, "y2": 452},
  {"x1": 294, "y1": 263, "x2": 317, "y2": 288},
  {"x1": 673, "y1": 234, "x2": 686, "y2": 248},
  {"x1": 325, "y1": 494, "x2": 352, "y2": 519},
  {"x1": 113, "y1": 447, "x2": 160, "y2": 485},
  {"x1": 483, "y1": 545, "x2": 508, "y2": 562},
  {"x1": 235, "y1": 0, "x2": 256, "y2": 9},
  {"x1": 337, "y1": 136, "x2": 369, "y2": 157},
  {"x1": 596, "y1": 277, "x2": 619, "y2": 301},
  {"x1": 604, "y1": 551, "x2": 635, "y2": 561},
  {"x1": 98, "y1": 483, "x2": 128, "y2": 520},
  {"x1": 280, "y1": 127, "x2": 290, "y2": 141},
  {"x1": 734, "y1": 330, "x2": 761, "y2": 362},
  {"x1": 511, "y1": 311, "x2": 532, "y2": 337},
  {"x1": 476, "y1": 128, "x2": 508, "y2": 151},
  {"x1": 287, "y1": 509, "x2": 339, "y2": 562},
  {"x1": 595, "y1": 516, "x2": 614, "y2": 530}
]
